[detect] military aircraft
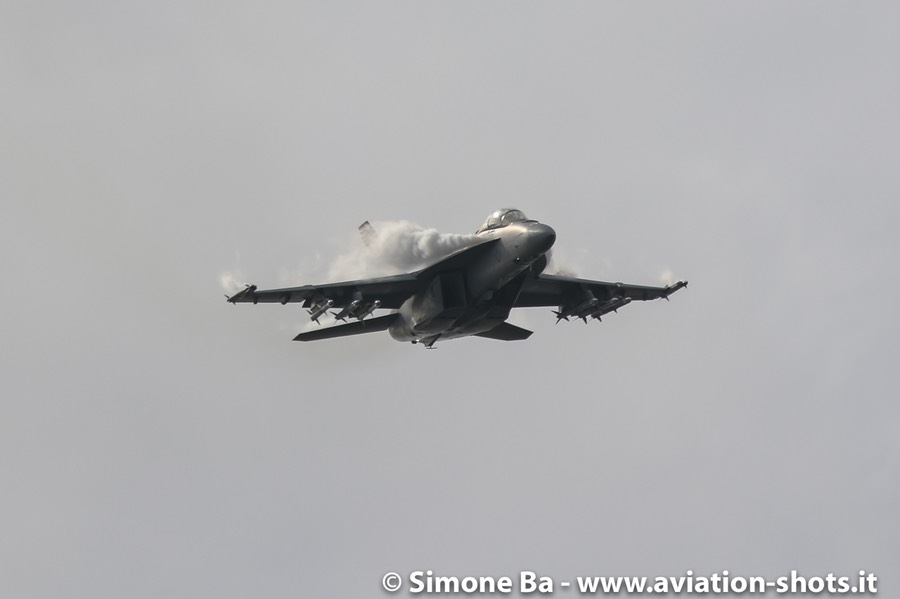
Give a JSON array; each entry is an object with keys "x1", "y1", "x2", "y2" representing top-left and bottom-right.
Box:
[{"x1": 227, "y1": 209, "x2": 687, "y2": 348}]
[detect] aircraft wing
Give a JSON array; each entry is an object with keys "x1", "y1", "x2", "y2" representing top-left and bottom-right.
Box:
[
  {"x1": 515, "y1": 274, "x2": 688, "y2": 308},
  {"x1": 226, "y1": 273, "x2": 420, "y2": 309},
  {"x1": 226, "y1": 238, "x2": 501, "y2": 310},
  {"x1": 227, "y1": 238, "x2": 509, "y2": 343}
]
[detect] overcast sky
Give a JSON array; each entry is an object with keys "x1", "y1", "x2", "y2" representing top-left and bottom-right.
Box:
[{"x1": 3, "y1": 2, "x2": 898, "y2": 597}]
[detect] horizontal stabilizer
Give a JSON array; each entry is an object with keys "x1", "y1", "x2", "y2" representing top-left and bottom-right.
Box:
[
  {"x1": 474, "y1": 322, "x2": 533, "y2": 341},
  {"x1": 294, "y1": 313, "x2": 398, "y2": 342}
]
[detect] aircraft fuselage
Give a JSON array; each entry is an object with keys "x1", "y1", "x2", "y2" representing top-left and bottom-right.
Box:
[{"x1": 388, "y1": 220, "x2": 556, "y2": 345}]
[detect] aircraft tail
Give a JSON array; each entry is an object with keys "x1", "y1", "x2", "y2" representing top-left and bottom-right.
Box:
[
  {"x1": 294, "y1": 313, "x2": 398, "y2": 342},
  {"x1": 358, "y1": 220, "x2": 376, "y2": 247},
  {"x1": 473, "y1": 322, "x2": 533, "y2": 341}
]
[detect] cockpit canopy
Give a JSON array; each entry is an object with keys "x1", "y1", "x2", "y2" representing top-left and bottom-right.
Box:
[{"x1": 476, "y1": 209, "x2": 529, "y2": 233}]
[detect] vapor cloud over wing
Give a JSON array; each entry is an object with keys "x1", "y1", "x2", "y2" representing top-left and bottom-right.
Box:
[
  {"x1": 218, "y1": 221, "x2": 477, "y2": 298},
  {"x1": 327, "y1": 220, "x2": 479, "y2": 280}
]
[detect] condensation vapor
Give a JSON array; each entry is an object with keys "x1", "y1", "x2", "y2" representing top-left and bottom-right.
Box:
[
  {"x1": 283, "y1": 220, "x2": 479, "y2": 332},
  {"x1": 219, "y1": 251, "x2": 247, "y2": 294},
  {"x1": 326, "y1": 220, "x2": 479, "y2": 281},
  {"x1": 217, "y1": 221, "x2": 476, "y2": 300},
  {"x1": 219, "y1": 270, "x2": 247, "y2": 293},
  {"x1": 543, "y1": 248, "x2": 580, "y2": 278}
]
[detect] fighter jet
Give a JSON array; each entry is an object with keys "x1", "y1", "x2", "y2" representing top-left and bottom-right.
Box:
[{"x1": 227, "y1": 209, "x2": 687, "y2": 348}]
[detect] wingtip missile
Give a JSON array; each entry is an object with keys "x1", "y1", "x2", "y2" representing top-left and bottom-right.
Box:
[
  {"x1": 661, "y1": 280, "x2": 688, "y2": 300},
  {"x1": 226, "y1": 284, "x2": 258, "y2": 304}
]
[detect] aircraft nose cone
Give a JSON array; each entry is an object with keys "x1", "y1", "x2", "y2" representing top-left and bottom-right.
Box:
[{"x1": 528, "y1": 222, "x2": 556, "y2": 254}]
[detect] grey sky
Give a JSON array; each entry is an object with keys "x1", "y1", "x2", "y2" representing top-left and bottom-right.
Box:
[{"x1": 3, "y1": 2, "x2": 898, "y2": 597}]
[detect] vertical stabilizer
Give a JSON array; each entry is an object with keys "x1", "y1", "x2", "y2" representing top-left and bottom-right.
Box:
[{"x1": 358, "y1": 221, "x2": 376, "y2": 247}]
